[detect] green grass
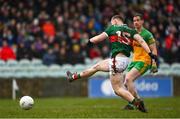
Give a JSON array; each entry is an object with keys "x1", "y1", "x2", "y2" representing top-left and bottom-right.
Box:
[{"x1": 0, "y1": 97, "x2": 179, "y2": 118}]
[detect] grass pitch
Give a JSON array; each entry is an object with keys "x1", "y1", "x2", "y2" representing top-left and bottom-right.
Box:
[{"x1": 0, "y1": 97, "x2": 179, "y2": 118}]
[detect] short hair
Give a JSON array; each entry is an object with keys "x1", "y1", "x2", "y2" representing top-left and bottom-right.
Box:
[
  {"x1": 111, "y1": 15, "x2": 124, "y2": 22},
  {"x1": 133, "y1": 13, "x2": 144, "y2": 20}
]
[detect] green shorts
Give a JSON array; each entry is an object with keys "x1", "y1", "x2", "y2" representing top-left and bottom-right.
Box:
[{"x1": 127, "y1": 61, "x2": 151, "y2": 75}]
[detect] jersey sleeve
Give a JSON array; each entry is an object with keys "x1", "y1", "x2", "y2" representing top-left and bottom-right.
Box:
[
  {"x1": 124, "y1": 27, "x2": 138, "y2": 39},
  {"x1": 145, "y1": 32, "x2": 155, "y2": 45},
  {"x1": 104, "y1": 25, "x2": 113, "y2": 36},
  {"x1": 129, "y1": 29, "x2": 138, "y2": 38}
]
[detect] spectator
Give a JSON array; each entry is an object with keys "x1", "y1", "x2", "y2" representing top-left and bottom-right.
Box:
[
  {"x1": 101, "y1": 45, "x2": 110, "y2": 58},
  {"x1": 0, "y1": 0, "x2": 179, "y2": 64},
  {"x1": 69, "y1": 44, "x2": 84, "y2": 65},
  {"x1": 16, "y1": 42, "x2": 30, "y2": 60},
  {"x1": 89, "y1": 46, "x2": 101, "y2": 59},
  {"x1": 42, "y1": 20, "x2": 56, "y2": 38},
  {"x1": 164, "y1": 33, "x2": 178, "y2": 64},
  {"x1": 56, "y1": 47, "x2": 68, "y2": 65},
  {"x1": 165, "y1": 33, "x2": 175, "y2": 51},
  {"x1": 42, "y1": 48, "x2": 56, "y2": 66},
  {"x1": 0, "y1": 40, "x2": 16, "y2": 61}
]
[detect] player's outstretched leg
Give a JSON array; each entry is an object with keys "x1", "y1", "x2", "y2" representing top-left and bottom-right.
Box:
[{"x1": 66, "y1": 59, "x2": 109, "y2": 82}]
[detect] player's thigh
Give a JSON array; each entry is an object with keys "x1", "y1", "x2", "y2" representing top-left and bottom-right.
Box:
[
  {"x1": 126, "y1": 67, "x2": 141, "y2": 82},
  {"x1": 125, "y1": 61, "x2": 149, "y2": 82},
  {"x1": 94, "y1": 59, "x2": 110, "y2": 72},
  {"x1": 109, "y1": 57, "x2": 129, "y2": 73},
  {"x1": 139, "y1": 63, "x2": 150, "y2": 75},
  {"x1": 126, "y1": 62, "x2": 135, "y2": 72}
]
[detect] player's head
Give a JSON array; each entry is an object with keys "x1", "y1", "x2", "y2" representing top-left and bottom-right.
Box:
[
  {"x1": 133, "y1": 13, "x2": 144, "y2": 28},
  {"x1": 111, "y1": 15, "x2": 124, "y2": 25}
]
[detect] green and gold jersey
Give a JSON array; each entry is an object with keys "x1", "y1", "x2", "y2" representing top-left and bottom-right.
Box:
[
  {"x1": 104, "y1": 24, "x2": 137, "y2": 57},
  {"x1": 132, "y1": 27, "x2": 155, "y2": 64}
]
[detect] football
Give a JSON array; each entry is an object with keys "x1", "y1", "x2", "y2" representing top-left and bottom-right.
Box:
[{"x1": 19, "y1": 96, "x2": 34, "y2": 110}]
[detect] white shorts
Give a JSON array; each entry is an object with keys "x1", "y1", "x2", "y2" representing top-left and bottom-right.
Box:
[{"x1": 109, "y1": 57, "x2": 129, "y2": 75}]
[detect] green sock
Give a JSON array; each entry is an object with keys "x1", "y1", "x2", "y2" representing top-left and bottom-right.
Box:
[
  {"x1": 128, "y1": 100, "x2": 136, "y2": 109},
  {"x1": 130, "y1": 98, "x2": 136, "y2": 104},
  {"x1": 78, "y1": 74, "x2": 81, "y2": 79},
  {"x1": 72, "y1": 74, "x2": 81, "y2": 80}
]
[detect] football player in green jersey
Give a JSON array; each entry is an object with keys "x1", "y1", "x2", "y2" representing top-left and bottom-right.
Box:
[{"x1": 66, "y1": 15, "x2": 156, "y2": 112}]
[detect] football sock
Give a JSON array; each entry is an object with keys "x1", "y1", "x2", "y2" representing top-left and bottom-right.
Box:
[
  {"x1": 128, "y1": 102, "x2": 135, "y2": 108},
  {"x1": 129, "y1": 98, "x2": 136, "y2": 105},
  {"x1": 72, "y1": 74, "x2": 81, "y2": 80}
]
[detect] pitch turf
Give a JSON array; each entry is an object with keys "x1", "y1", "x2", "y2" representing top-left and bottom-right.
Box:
[{"x1": 0, "y1": 97, "x2": 179, "y2": 118}]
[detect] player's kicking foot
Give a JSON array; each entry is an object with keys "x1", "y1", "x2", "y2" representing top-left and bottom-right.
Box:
[
  {"x1": 123, "y1": 103, "x2": 135, "y2": 110},
  {"x1": 66, "y1": 71, "x2": 74, "y2": 82},
  {"x1": 133, "y1": 99, "x2": 148, "y2": 113},
  {"x1": 66, "y1": 71, "x2": 81, "y2": 82}
]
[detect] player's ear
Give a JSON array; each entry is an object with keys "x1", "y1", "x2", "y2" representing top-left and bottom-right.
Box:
[
  {"x1": 111, "y1": 19, "x2": 114, "y2": 25},
  {"x1": 114, "y1": 19, "x2": 119, "y2": 25},
  {"x1": 110, "y1": 20, "x2": 113, "y2": 25}
]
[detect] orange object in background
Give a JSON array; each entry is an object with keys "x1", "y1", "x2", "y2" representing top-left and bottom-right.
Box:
[{"x1": 42, "y1": 21, "x2": 56, "y2": 37}]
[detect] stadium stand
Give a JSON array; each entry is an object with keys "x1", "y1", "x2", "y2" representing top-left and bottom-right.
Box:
[{"x1": 0, "y1": 0, "x2": 179, "y2": 78}]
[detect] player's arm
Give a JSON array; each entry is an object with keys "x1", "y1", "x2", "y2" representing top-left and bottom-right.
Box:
[
  {"x1": 133, "y1": 34, "x2": 151, "y2": 54},
  {"x1": 148, "y1": 38, "x2": 158, "y2": 62},
  {"x1": 89, "y1": 32, "x2": 108, "y2": 44},
  {"x1": 149, "y1": 40, "x2": 157, "y2": 56},
  {"x1": 133, "y1": 34, "x2": 157, "y2": 61},
  {"x1": 149, "y1": 39, "x2": 158, "y2": 73},
  {"x1": 89, "y1": 25, "x2": 112, "y2": 44}
]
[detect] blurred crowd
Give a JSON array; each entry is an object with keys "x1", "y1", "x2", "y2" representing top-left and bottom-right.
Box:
[{"x1": 0, "y1": 0, "x2": 179, "y2": 65}]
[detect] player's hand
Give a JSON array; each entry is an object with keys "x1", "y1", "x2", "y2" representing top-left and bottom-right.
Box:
[
  {"x1": 87, "y1": 40, "x2": 94, "y2": 47},
  {"x1": 150, "y1": 59, "x2": 158, "y2": 73},
  {"x1": 148, "y1": 52, "x2": 158, "y2": 63},
  {"x1": 148, "y1": 52, "x2": 158, "y2": 65}
]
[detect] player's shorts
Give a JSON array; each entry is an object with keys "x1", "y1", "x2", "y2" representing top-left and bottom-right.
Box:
[
  {"x1": 127, "y1": 61, "x2": 151, "y2": 75},
  {"x1": 109, "y1": 57, "x2": 129, "y2": 75}
]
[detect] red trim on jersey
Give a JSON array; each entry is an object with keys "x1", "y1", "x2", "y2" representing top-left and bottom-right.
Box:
[
  {"x1": 109, "y1": 35, "x2": 118, "y2": 42},
  {"x1": 109, "y1": 35, "x2": 133, "y2": 45}
]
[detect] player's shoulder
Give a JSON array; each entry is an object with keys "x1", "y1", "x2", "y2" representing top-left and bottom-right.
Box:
[
  {"x1": 106, "y1": 24, "x2": 127, "y2": 31},
  {"x1": 109, "y1": 24, "x2": 132, "y2": 30},
  {"x1": 142, "y1": 28, "x2": 155, "y2": 42},
  {"x1": 122, "y1": 24, "x2": 136, "y2": 32},
  {"x1": 105, "y1": 25, "x2": 118, "y2": 35},
  {"x1": 105, "y1": 25, "x2": 116, "y2": 30},
  {"x1": 121, "y1": 24, "x2": 131, "y2": 29},
  {"x1": 142, "y1": 28, "x2": 153, "y2": 36}
]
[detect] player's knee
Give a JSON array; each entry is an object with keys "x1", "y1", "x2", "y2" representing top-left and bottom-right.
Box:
[
  {"x1": 124, "y1": 83, "x2": 128, "y2": 89},
  {"x1": 125, "y1": 76, "x2": 133, "y2": 84},
  {"x1": 124, "y1": 78, "x2": 128, "y2": 85},
  {"x1": 114, "y1": 90, "x2": 120, "y2": 96},
  {"x1": 114, "y1": 91, "x2": 118, "y2": 96},
  {"x1": 92, "y1": 64, "x2": 100, "y2": 71},
  {"x1": 124, "y1": 78, "x2": 131, "y2": 89},
  {"x1": 113, "y1": 88, "x2": 122, "y2": 96}
]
